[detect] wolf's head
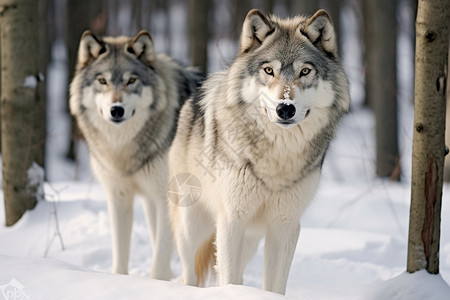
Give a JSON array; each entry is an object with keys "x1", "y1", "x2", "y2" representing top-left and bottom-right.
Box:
[
  {"x1": 73, "y1": 30, "x2": 159, "y2": 125},
  {"x1": 233, "y1": 9, "x2": 349, "y2": 129}
]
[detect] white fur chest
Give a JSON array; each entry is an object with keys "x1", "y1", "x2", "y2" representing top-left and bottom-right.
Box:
[
  {"x1": 81, "y1": 110, "x2": 149, "y2": 175},
  {"x1": 242, "y1": 110, "x2": 329, "y2": 191}
]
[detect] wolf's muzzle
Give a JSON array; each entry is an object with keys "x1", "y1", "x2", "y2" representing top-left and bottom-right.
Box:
[
  {"x1": 110, "y1": 105, "x2": 125, "y2": 122},
  {"x1": 276, "y1": 103, "x2": 296, "y2": 120}
]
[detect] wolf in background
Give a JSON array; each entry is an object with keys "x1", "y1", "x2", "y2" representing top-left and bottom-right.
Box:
[
  {"x1": 70, "y1": 30, "x2": 202, "y2": 279},
  {"x1": 169, "y1": 9, "x2": 350, "y2": 294}
]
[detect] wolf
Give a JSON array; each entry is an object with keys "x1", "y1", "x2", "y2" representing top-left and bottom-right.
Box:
[
  {"x1": 169, "y1": 9, "x2": 350, "y2": 294},
  {"x1": 70, "y1": 30, "x2": 202, "y2": 279}
]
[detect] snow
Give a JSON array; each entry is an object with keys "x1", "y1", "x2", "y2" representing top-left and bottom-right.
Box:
[
  {"x1": 22, "y1": 73, "x2": 44, "y2": 89},
  {"x1": 0, "y1": 256, "x2": 285, "y2": 300},
  {"x1": 364, "y1": 271, "x2": 450, "y2": 300},
  {"x1": 2, "y1": 177, "x2": 449, "y2": 299},
  {"x1": 22, "y1": 75, "x2": 39, "y2": 89},
  {"x1": 26, "y1": 163, "x2": 45, "y2": 202},
  {"x1": 1, "y1": 4, "x2": 450, "y2": 299}
]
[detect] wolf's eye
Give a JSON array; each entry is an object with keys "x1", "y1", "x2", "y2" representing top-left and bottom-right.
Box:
[
  {"x1": 300, "y1": 68, "x2": 311, "y2": 77},
  {"x1": 127, "y1": 77, "x2": 137, "y2": 85},
  {"x1": 264, "y1": 67, "x2": 274, "y2": 76},
  {"x1": 98, "y1": 78, "x2": 107, "y2": 85}
]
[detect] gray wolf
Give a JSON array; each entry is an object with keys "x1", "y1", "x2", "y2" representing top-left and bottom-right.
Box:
[
  {"x1": 70, "y1": 30, "x2": 202, "y2": 279},
  {"x1": 169, "y1": 9, "x2": 350, "y2": 294}
]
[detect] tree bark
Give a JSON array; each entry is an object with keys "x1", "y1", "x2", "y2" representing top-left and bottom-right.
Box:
[
  {"x1": 131, "y1": 0, "x2": 143, "y2": 31},
  {"x1": 322, "y1": 0, "x2": 341, "y2": 55},
  {"x1": 231, "y1": 0, "x2": 251, "y2": 41},
  {"x1": 364, "y1": 0, "x2": 400, "y2": 179},
  {"x1": 188, "y1": 0, "x2": 211, "y2": 72},
  {"x1": 66, "y1": 0, "x2": 107, "y2": 161},
  {"x1": 0, "y1": 0, "x2": 44, "y2": 226},
  {"x1": 0, "y1": 21, "x2": 2, "y2": 154},
  {"x1": 262, "y1": 0, "x2": 274, "y2": 14},
  {"x1": 407, "y1": 0, "x2": 449, "y2": 274},
  {"x1": 37, "y1": 0, "x2": 49, "y2": 171},
  {"x1": 445, "y1": 47, "x2": 450, "y2": 181},
  {"x1": 290, "y1": 0, "x2": 318, "y2": 16}
]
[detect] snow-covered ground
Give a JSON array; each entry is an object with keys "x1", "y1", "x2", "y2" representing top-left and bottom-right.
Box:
[{"x1": 1, "y1": 3, "x2": 450, "y2": 298}]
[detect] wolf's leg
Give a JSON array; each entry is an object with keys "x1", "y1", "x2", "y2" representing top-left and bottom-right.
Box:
[
  {"x1": 171, "y1": 202, "x2": 213, "y2": 285},
  {"x1": 91, "y1": 159, "x2": 134, "y2": 274},
  {"x1": 263, "y1": 221, "x2": 300, "y2": 295},
  {"x1": 141, "y1": 194, "x2": 173, "y2": 280},
  {"x1": 237, "y1": 233, "x2": 261, "y2": 283},
  {"x1": 106, "y1": 189, "x2": 134, "y2": 275},
  {"x1": 262, "y1": 170, "x2": 320, "y2": 294},
  {"x1": 215, "y1": 213, "x2": 246, "y2": 285}
]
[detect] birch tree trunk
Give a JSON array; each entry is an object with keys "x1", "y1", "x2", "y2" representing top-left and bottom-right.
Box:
[
  {"x1": 0, "y1": 0, "x2": 44, "y2": 226},
  {"x1": 407, "y1": 0, "x2": 449, "y2": 274}
]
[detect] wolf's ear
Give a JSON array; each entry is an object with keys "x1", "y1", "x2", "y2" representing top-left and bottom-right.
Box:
[
  {"x1": 303, "y1": 10, "x2": 337, "y2": 58},
  {"x1": 239, "y1": 9, "x2": 274, "y2": 54},
  {"x1": 127, "y1": 30, "x2": 155, "y2": 67},
  {"x1": 78, "y1": 31, "x2": 106, "y2": 68}
]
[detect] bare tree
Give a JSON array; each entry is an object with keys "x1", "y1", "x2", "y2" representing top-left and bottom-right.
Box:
[
  {"x1": 262, "y1": 0, "x2": 274, "y2": 14},
  {"x1": 131, "y1": 0, "x2": 143, "y2": 30},
  {"x1": 322, "y1": 0, "x2": 341, "y2": 54},
  {"x1": 37, "y1": 0, "x2": 50, "y2": 172},
  {"x1": 0, "y1": 21, "x2": 2, "y2": 154},
  {"x1": 189, "y1": 0, "x2": 211, "y2": 72},
  {"x1": 407, "y1": 0, "x2": 449, "y2": 274},
  {"x1": 66, "y1": 0, "x2": 107, "y2": 160},
  {"x1": 290, "y1": 0, "x2": 318, "y2": 15},
  {"x1": 0, "y1": 0, "x2": 45, "y2": 225},
  {"x1": 160, "y1": 0, "x2": 170, "y2": 53},
  {"x1": 445, "y1": 49, "x2": 450, "y2": 181},
  {"x1": 363, "y1": 0, "x2": 400, "y2": 179},
  {"x1": 231, "y1": 0, "x2": 251, "y2": 41}
]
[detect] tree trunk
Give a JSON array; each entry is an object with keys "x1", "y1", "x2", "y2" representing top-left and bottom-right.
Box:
[
  {"x1": 445, "y1": 47, "x2": 450, "y2": 181},
  {"x1": 362, "y1": 0, "x2": 372, "y2": 108},
  {"x1": 66, "y1": 0, "x2": 107, "y2": 161},
  {"x1": 37, "y1": 0, "x2": 49, "y2": 172},
  {"x1": 290, "y1": 0, "x2": 318, "y2": 16},
  {"x1": 66, "y1": 0, "x2": 91, "y2": 161},
  {"x1": 364, "y1": 0, "x2": 400, "y2": 179},
  {"x1": 262, "y1": 0, "x2": 274, "y2": 14},
  {"x1": 161, "y1": 0, "x2": 170, "y2": 54},
  {"x1": 131, "y1": 0, "x2": 142, "y2": 31},
  {"x1": 188, "y1": 0, "x2": 211, "y2": 72},
  {"x1": 0, "y1": 21, "x2": 2, "y2": 154},
  {"x1": 231, "y1": 0, "x2": 251, "y2": 41},
  {"x1": 322, "y1": 0, "x2": 341, "y2": 55},
  {"x1": 407, "y1": 0, "x2": 449, "y2": 274},
  {"x1": 0, "y1": 0, "x2": 44, "y2": 226}
]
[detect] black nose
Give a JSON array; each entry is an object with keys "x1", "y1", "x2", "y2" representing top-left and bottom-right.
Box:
[
  {"x1": 276, "y1": 103, "x2": 296, "y2": 120},
  {"x1": 110, "y1": 106, "x2": 124, "y2": 119}
]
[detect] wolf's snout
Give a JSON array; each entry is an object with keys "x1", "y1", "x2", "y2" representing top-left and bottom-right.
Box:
[
  {"x1": 276, "y1": 103, "x2": 296, "y2": 120},
  {"x1": 110, "y1": 106, "x2": 125, "y2": 119}
]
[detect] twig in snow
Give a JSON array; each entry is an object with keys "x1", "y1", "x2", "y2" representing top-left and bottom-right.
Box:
[{"x1": 44, "y1": 183, "x2": 66, "y2": 257}]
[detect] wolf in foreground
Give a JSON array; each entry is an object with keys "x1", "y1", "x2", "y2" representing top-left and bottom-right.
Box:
[
  {"x1": 169, "y1": 10, "x2": 350, "y2": 294},
  {"x1": 70, "y1": 30, "x2": 202, "y2": 278}
]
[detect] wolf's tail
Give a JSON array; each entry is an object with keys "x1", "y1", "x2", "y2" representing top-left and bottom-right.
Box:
[{"x1": 195, "y1": 233, "x2": 216, "y2": 286}]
